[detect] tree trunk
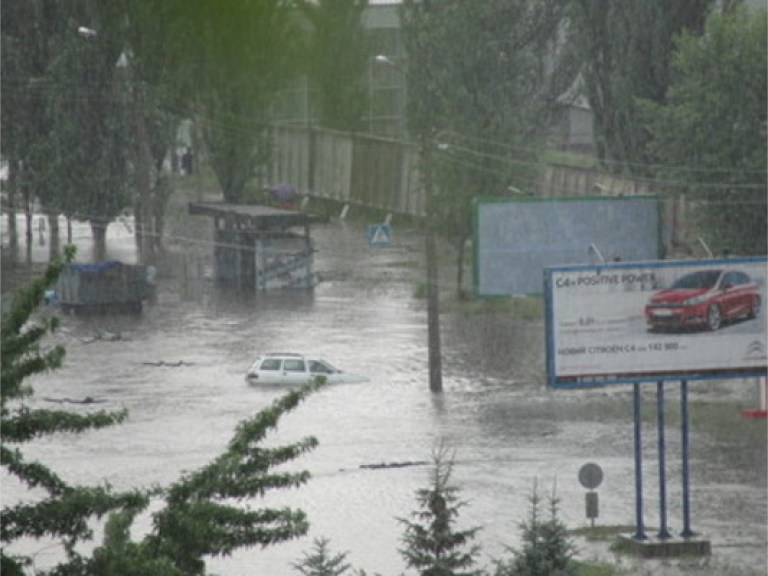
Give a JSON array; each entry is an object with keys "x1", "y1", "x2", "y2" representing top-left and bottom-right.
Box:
[
  {"x1": 455, "y1": 236, "x2": 467, "y2": 299},
  {"x1": 134, "y1": 81, "x2": 154, "y2": 264},
  {"x1": 90, "y1": 221, "x2": 108, "y2": 262},
  {"x1": 47, "y1": 212, "x2": 60, "y2": 260},
  {"x1": 152, "y1": 175, "x2": 172, "y2": 255},
  {"x1": 25, "y1": 200, "x2": 33, "y2": 264},
  {"x1": 6, "y1": 161, "x2": 19, "y2": 257}
]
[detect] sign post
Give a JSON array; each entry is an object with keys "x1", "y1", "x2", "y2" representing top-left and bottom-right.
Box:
[
  {"x1": 578, "y1": 462, "x2": 604, "y2": 529},
  {"x1": 656, "y1": 381, "x2": 671, "y2": 539},
  {"x1": 545, "y1": 257, "x2": 767, "y2": 556},
  {"x1": 633, "y1": 384, "x2": 646, "y2": 540},
  {"x1": 680, "y1": 380, "x2": 694, "y2": 538}
]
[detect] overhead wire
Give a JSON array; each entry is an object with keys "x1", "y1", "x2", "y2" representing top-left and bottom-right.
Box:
[
  {"x1": 4, "y1": 79, "x2": 765, "y2": 212},
  {"x1": 6, "y1": 75, "x2": 767, "y2": 183}
]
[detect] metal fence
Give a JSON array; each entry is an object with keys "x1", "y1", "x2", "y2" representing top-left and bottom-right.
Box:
[
  {"x1": 268, "y1": 125, "x2": 658, "y2": 214},
  {"x1": 268, "y1": 124, "x2": 426, "y2": 217},
  {"x1": 266, "y1": 125, "x2": 691, "y2": 254}
]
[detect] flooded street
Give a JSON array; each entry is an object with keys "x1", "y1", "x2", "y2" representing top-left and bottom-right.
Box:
[{"x1": 2, "y1": 215, "x2": 766, "y2": 575}]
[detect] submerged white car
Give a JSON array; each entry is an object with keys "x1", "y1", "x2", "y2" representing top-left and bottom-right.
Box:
[{"x1": 245, "y1": 353, "x2": 369, "y2": 385}]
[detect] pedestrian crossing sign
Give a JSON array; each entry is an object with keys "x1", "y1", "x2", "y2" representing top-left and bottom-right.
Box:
[{"x1": 367, "y1": 224, "x2": 392, "y2": 246}]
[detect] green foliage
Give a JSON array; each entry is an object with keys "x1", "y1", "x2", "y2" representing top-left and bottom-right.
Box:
[
  {"x1": 1, "y1": 252, "x2": 148, "y2": 573},
  {"x1": 174, "y1": 0, "x2": 298, "y2": 202},
  {"x1": 2, "y1": 261, "x2": 323, "y2": 574},
  {"x1": 51, "y1": 380, "x2": 322, "y2": 575},
  {"x1": 642, "y1": 6, "x2": 767, "y2": 255},
  {"x1": 293, "y1": 537, "x2": 353, "y2": 576},
  {"x1": 1, "y1": 1, "x2": 182, "y2": 260},
  {"x1": 494, "y1": 484, "x2": 577, "y2": 576},
  {"x1": 298, "y1": 0, "x2": 369, "y2": 132},
  {"x1": 570, "y1": 0, "x2": 713, "y2": 173},
  {"x1": 398, "y1": 444, "x2": 484, "y2": 576},
  {"x1": 131, "y1": 380, "x2": 322, "y2": 575},
  {"x1": 400, "y1": 0, "x2": 571, "y2": 294},
  {"x1": 85, "y1": 509, "x2": 184, "y2": 576},
  {"x1": 2, "y1": 1, "x2": 134, "y2": 224}
]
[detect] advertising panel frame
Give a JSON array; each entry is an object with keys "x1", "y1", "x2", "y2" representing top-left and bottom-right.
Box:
[
  {"x1": 545, "y1": 256, "x2": 768, "y2": 388},
  {"x1": 473, "y1": 195, "x2": 661, "y2": 297}
]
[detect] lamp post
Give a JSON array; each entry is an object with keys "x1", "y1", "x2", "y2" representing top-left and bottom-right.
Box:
[{"x1": 375, "y1": 54, "x2": 442, "y2": 393}]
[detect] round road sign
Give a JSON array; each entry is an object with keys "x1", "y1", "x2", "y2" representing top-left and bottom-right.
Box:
[{"x1": 578, "y1": 462, "x2": 604, "y2": 490}]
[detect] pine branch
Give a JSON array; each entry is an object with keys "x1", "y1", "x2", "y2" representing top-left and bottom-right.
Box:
[{"x1": 1, "y1": 405, "x2": 128, "y2": 443}]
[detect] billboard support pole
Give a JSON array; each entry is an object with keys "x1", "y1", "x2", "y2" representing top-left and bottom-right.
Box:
[
  {"x1": 657, "y1": 381, "x2": 671, "y2": 539},
  {"x1": 680, "y1": 380, "x2": 694, "y2": 537},
  {"x1": 633, "y1": 383, "x2": 646, "y2": 540}
]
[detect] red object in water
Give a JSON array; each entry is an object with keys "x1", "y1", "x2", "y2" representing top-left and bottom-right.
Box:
[{"x1": 740, "y1": 409, "x2": 767, "y2": 419}]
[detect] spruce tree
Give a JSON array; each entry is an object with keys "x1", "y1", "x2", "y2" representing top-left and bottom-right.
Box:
[
  {"x1": 494, "y1": 484, "x2": 576, "y2": 576},
  {"x1": 293, "y1": 536, "x2": 353, "y2": 576},
  {"x1": 398, "y1": 445, "x2": 484, "y2": 576},
  {"x1": 1, "y1": 252, "x2": 146, "y2": 574},
  {"x1": 141, "y1": 381, "x2": 322, "y2": 574},
  {"x1": 2, "y1": 258, "x2": 324, "y2": 574}
]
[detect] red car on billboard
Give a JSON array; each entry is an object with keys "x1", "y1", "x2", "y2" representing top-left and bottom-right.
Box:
[{"x1": 645, "y1": 269, "x2": 761, "y2": 332}]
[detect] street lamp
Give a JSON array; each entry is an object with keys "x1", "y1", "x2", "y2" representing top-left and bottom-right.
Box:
[{"x1": 374, "y1": 54, "x2": 443, "y2": 393}]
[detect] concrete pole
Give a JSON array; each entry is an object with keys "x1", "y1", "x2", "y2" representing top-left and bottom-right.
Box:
[{"x1": 422, "y1": 134, "x2": 442, "y2": 393}]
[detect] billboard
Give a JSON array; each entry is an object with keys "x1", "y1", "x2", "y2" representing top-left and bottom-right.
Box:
[
  {"x1": 474, "y1": 196, "x2": 660, "y2": 296},
  {"x1": 545, "y1": 257, "x2": 768, "y2": 388}
]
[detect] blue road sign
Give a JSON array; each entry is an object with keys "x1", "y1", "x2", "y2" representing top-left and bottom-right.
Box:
[{"x1": 367, "y1": 224, "x2": 392, "y2": 246}]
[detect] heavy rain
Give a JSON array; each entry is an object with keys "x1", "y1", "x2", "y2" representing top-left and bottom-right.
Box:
[
  {"x1": 2, "y1": 2, "x2": 766, "y2": 576},
  {"x1": 2, "y1": 210, "x2": 766, "y2": 575}
]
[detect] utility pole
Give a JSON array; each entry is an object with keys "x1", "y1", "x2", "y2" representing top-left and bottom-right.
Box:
[
  {"x1": 423, "y1": 133, "x2": 443, "y2": 393},
  {"x1": 376, "y1": 53, "x2": 443, "y2": 393}
]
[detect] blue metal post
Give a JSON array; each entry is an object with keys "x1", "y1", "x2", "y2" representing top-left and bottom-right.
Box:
[
  {"x1": 657, "y1": 381, "x2": 671, "y2": 539},
  {"x1": 680, "y1": 380, "x2": 694, "y2": 537},
  {"x1": 633, "y1": 383, "x2": 646, "y2": 540}
]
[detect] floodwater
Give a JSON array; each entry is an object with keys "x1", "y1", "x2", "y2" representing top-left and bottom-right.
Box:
[{"x1": 2, "y1": 215, "x2": 766, "y2": 575}]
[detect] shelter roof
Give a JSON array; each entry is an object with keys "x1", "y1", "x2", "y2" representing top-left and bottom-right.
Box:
[{"x1": 188, "y1": 201, "x2": 322, "y2": 230}]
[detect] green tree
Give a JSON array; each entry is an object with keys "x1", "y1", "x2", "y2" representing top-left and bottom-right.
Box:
[
  {"x1": 297, "y1": 0, "x2": 369, "y2": 133},
  {"x1": 1, "y1": 250, "x2": 147, "y2": 574},
  {"x1": 398, "y1": 445, "x2": 484, "y2": 576},
  {"x1": 179, "y1": 0, "x2": 298, "y2": 203},
  {"x1": 56, "y1": 380, "x2": 322, "y2": 576},
  {"x1": 1, "y1": 0, "x2": 138, "y2": 263},
  {"x1": 293, "y1": 537, "x2": 353, "y2": 576},
  {"x1": 642, "y1": 6, "x2": 767, "y2": 255},
  {"x1": 494, "y1": 485, "x2": 576, "y2": 576},
  {"x1": 0, "y1": 0, "x2": 92, "y2": 261},
  {"x1": 140, "y1": 381, "x2": 321, "y2": 574},
  {"x1": 1, "y1": 0, "x2": 191, "y2": 264},
  {"x1": 76, "y1": 379, "x2": 323, "y2": 576},
  {"x1": 119, "y1": 0, "x2": 190, "y2": 262},
  {"x1": 401, "y1": 0, "x2": 573, "y2": 296},
  {"x1": 46, "y1": 8, "x2": 134, "y2": 262},
  {"x1": 570, "y1": 0, "x2": 713, "y2": 175},
  {"x1": 2, "y1": 260, "x2": 325, "y2": 574}
]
